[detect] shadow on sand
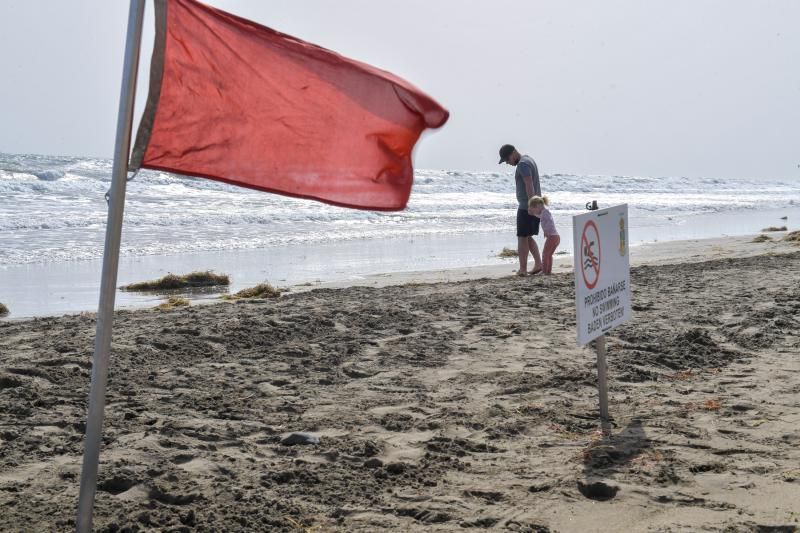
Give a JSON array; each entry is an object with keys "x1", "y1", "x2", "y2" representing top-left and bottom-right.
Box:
[{"x1": 578, "y1": 418, "x2": 650, "y2": 501}]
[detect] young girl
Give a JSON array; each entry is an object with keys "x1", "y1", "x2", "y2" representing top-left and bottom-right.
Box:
[{"x1": 527, "y1": 196, "x2": 560, "y2": 275}]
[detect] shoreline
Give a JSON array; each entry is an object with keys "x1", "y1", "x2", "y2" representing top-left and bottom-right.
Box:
[
  {"x1": 309, "y1": 230, "x2": 798, "y2": 292},
  {"x1": 2, "y1": 230, "x2": 795, "y2": 320},
  {"x1": 1, "y1": 238, "x2": 799, "y2": 531}
]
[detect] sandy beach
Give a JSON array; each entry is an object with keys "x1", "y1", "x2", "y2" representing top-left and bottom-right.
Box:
[{"x1": 1, "y1": 234, "x2": 799, "y2": 532}]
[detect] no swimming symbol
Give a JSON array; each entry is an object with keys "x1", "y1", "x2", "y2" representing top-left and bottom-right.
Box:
[{"x1": 581, "y1": 220, "x2": 601, "y2": 289}]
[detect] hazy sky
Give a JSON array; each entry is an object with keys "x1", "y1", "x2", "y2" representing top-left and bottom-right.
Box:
[{"x1": 1, "y1": 1, "x2": 798, "y2": 178}]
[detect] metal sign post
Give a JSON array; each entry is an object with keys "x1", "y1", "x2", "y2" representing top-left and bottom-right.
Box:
[
  {"x1": 596, "y1": 334, "x2": 609, "y2": 425},
  {"x1": 573, "y1": 204, "x2": 631, "y2": 430}
]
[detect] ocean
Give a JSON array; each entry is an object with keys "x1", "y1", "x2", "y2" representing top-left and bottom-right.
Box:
[{"x1": 1, "y1": 152, "x2": 798, "y2": 317}]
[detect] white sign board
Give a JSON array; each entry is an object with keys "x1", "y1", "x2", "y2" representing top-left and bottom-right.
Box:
[{"x1": 573, "y1": 204, "x2": 631, "y2": 345}]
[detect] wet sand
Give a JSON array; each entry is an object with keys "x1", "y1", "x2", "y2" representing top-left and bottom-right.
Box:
[
  {"x1": 1, "y1": 235, "x2": 799, "y2": 531},
  {"x1": 3, "y1": 204, "x2": 798, "y2": 320}
]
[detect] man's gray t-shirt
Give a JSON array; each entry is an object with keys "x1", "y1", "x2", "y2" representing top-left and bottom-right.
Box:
[{"x1": 515, "y1": 155, "x2": 541, "y2": 209}]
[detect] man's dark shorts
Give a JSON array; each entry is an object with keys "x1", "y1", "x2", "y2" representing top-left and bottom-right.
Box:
[{"x1": 516, "y1": 208, "x2": 540, "y2": 237}]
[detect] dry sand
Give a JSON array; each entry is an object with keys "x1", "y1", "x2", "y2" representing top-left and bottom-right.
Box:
[{"x1": 1, "y1": 236, "x2": 799, "y2": 532}]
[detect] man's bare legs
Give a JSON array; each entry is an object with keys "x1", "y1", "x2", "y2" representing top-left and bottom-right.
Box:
[
  {"x1": 518, "y1": 236, "x2": 543, "y2": 275},
  {"x1": 517, "y1": 236, "x2": 530, "y2": 275},
  {"x1": 528, "y1": 236, "x2": 542, "y2": 274}
]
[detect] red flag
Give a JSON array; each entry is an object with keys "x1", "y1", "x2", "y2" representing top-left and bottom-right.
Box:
[{"x1": 130, "y1": 0, "x2": 449, "y2": 211}]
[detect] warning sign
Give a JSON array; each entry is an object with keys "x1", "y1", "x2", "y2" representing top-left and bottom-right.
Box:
[{"x1": 573, "y1": 204, "x2": 631, "y2": 345}]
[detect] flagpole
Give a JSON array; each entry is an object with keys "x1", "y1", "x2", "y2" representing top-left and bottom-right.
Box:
[{"x1": 76, "y1": 1, "x2": 146, "y2": 531}]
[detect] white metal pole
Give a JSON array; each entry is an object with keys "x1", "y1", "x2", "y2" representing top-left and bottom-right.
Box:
[
  {"x1": 76, "y1": 1, "x2": 145, "y2": 531},
  {"x1": 596, "y1": 334, "x2": 610, "y2": 430}
]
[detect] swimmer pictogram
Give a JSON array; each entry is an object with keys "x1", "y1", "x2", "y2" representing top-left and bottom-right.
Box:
[{"x1": 580, "y1": 220, "x2": 601, "y2": 289}]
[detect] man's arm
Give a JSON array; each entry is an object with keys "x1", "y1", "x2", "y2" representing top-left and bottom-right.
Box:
[
  {"x1": 531, "y1": 163, "x2": 541, "y2": 198},
  {"x1": 520, "y1": 162, "x2": 535, "y2": 198},
  {"x1": 523, "y1": 175, "x2": 534, "y2": 199}
]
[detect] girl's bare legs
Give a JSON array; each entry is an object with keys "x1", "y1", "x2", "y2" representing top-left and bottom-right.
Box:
[{"x1": 542, "y1": 235, "x2": 561, "y2": 274}]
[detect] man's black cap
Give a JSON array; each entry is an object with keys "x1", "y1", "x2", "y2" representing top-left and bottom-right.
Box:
[{"x1": 498, "y1": 144, "x2": 515, "y2": 164}]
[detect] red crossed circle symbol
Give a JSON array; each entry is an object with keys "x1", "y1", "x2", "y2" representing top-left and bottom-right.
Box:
[{"x1": 580, "y1": 220, "x2": 601, "y2": 289}]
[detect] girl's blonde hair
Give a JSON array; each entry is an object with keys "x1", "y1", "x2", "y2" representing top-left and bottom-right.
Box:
[{"x1": 528, "y1": 195, "x2": 550, "y2": 208}]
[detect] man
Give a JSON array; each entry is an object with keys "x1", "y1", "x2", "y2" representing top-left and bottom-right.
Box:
[{"x1": 498, "y1": 144, "x2": 542, "y2": 275}]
